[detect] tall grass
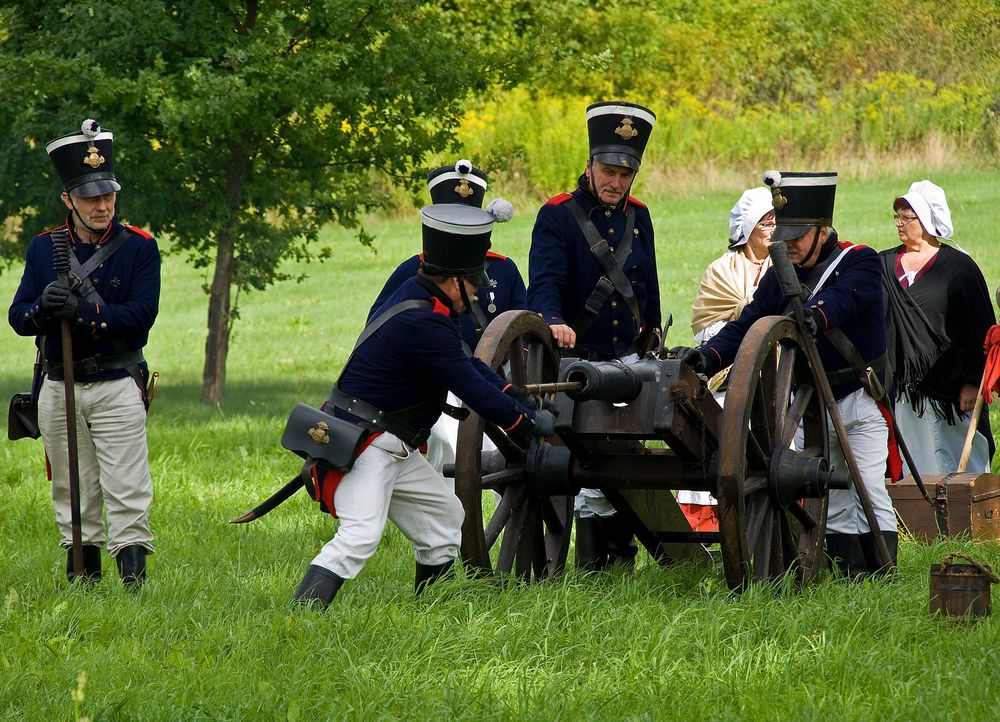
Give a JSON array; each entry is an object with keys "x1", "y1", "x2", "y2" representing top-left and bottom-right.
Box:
[{"x1": 2, "y1": 169, "x2": 1000, "y2": 719}]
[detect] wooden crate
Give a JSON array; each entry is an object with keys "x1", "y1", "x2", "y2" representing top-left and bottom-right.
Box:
[{"x1": 886, "y1": 472, "x2": 1000, "y2": 541}]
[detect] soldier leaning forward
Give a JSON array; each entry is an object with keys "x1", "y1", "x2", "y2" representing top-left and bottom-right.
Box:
[
  {"x1": 673, "y1": 171, "x2": 898, "y2": 578},
  {"x1": 292, "y1": 203, "x2": 555, "y2": 609},
  {"x1": 8, "y1": 119, "x2": 160, "y2": 587}
]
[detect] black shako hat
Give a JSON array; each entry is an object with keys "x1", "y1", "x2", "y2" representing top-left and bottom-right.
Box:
[
  {"x1": 46, "y1": 119, "x2": 122, "y2": 198},
  {"x1": 586, "y1": 101, "x2": 656, "y2": 171},
  {"x1": 763, "y1": 170, "x2": 837, "y2": 243},
  {"x1": 420, "y1": 204, "x2": 493, "y2": 287},
  {"x1": 427, "y1": 159, "x2": 488, "y2": 207}
]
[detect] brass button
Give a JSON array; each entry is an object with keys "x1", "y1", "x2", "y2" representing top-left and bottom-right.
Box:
[
  {"x1": 612, "y1": 320, "x2": 619, "y2": 327},
  {"x1": 90, "y1": 321, "x2": 96, "y2": 327},
  {"x1": 100, "y1": 322, "x2": 107, "y2": 329},
  {"x1": 611, "y1": 301, "x2": 618, "y2": 309},
  {"x1": 612, "y1": 336, "x2": 618, "y2": 343},
  {"x1": 608, "y1": 228, "x2": 615, "y2": 235},
  {"x1": 604, "y1": 209, "x2": 612, "y2": 218}
]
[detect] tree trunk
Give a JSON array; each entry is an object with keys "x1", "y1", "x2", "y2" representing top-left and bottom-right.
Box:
[
  {"x1": 201, "y1": 149, "x2": 247, "y2": 405},
  {"x1": 201, "y1": 227, "x2": 235, "y2": 404}
]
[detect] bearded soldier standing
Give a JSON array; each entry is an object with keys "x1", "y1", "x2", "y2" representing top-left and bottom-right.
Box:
[
  {"x1": 8, "y1": 119, "x2": 160, "y2": 586},
  {"x1": 527, "y1": 101, "x2": 661, "y2": 571}
]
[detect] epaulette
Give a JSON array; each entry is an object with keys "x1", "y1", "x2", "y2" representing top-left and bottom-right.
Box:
[
  {"x1": 430, "y1": 297, "x2": 451, "y2": 317},
  {"x1": 545, "y1": 193, "x2": 573, "y2": 206},
  {"x1": 41, "y1": 223, "x2": 69, "y2": 236},
  {"x1": 626, "y1": 196, "x2": 647, "y2": 210},
  {"x1": 124, "y1": 224, "x2": 154, "y2": 240},
  {"x1": 486, "y1": 251, "x2": 508, "y2": 261}
]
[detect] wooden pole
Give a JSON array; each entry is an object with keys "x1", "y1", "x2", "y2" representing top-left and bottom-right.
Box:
[{"x1": 53, "y1": 236, "x2": 84, "y2": 579}]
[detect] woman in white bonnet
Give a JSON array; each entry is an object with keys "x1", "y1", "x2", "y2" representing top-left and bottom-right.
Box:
[
  {"x1": 679, "y1": 187, "x2": 774, "y2": 530},
  {"x1": 691, "y1": 186, "x2": 775, "y2": 378},
  {"x1": 879, "y1": 180, "x2": 996, "y2": 475}
]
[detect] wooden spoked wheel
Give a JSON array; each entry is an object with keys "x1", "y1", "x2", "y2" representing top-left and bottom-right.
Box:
[
  {"x1": 716, "y1": 315, "x2": 832, "y2": 591},
  {"x1": 455, "y1": 310, "x2": 571, "y2": 581}
]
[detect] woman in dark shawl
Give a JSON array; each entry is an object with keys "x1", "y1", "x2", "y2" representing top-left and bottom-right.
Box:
[{"x1": 880, "y1": 180, "x2": 995, "y2": 475}]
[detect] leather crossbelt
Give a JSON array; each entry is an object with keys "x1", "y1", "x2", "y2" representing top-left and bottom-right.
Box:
[{"x1": 567, "y1": 199, "x2": 641, "y2": 339}]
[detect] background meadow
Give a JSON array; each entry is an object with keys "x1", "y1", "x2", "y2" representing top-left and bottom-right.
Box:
[{"x1": 3, "y1": 166, "x2": 1000, "y2": 720}]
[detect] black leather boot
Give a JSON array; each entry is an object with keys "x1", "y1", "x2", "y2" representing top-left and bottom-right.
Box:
[
  {"x1": 66, "y1": 545, "x2": 102, "y2": 583},
  {"x1": 600, "y1": 513, "x2": 639, "y2": 568},
  {"x1": 293, "y1": 565, "x2": 344, "y2": 610},
  {"x1": 115, "y1": 545, "x2": 147, "y2": 588},
  {"x1": 415, "y1": 559, "x2": 455, "y2": 595},
  {"x1": 825, "y1": 534, "x2": 867, "y2": 580},
  {"x1": 860, "y1": 531, "x2": 898, "y2": 578},
  {"x1": 574, "y1": 515, "x2": 609, "y2": 572}
]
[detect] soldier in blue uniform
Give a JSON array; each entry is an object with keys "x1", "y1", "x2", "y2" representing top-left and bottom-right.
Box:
[
  {"x1": 368, "y1": 160, "x2": 525, "y2": 351},
  {"x1": 367, "y1": 160, "x2": 527, "y2": 474},
  {"x1": 8, "y1": 119, "x2": 160, "y2": 587},
  {"x1": 527, "y1": 101, "x2": 661, "y2": 571},
  {"x1": 293, "y1": 203, "x2": 554, "y2": 609},
  {"x1": 672, "y1": 171, "x2": 898, "y2": 577}
]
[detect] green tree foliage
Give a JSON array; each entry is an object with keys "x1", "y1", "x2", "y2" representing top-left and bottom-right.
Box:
[{"x1": 0, "y1": 0, "x2": 524, "y2": 403}]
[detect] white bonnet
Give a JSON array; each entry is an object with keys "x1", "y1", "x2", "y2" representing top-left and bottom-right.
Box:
[
  {"x1": 728, "y1": 186, "x2": 774, "y2": 247},
  {"x1": 895, "y1": 180, "x2": 953, "y2": 239}
]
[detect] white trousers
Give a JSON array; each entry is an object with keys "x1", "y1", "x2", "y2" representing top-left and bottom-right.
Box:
[
  {"x1": 894, "y1": 401, "x2": 990, "y2": 476},
  {"x1": 38, "y1": 376, "x2": 154, "y2": 555},
  {"x1": 426, "y1": 392, "x2": 497, "y2": 478},
  {"x1": 796, "y1": 388, "x2": 897, "y2": 534},
  {"x1": 311, "y1": 433, "x2": 465, "y2": 580}
]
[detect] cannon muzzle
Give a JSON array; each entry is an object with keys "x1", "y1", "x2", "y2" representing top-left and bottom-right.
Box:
[{"x1": 562, "y1": 359, "x2": 661, "y2": 403}]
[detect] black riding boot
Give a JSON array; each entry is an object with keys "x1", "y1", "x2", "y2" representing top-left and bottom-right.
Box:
[
  {"x1": 66, "y1": 545, "x2": 102, "y2": 583},
  {"x1": 115, "y1": 545, "x2": 148, "y2": 588},
  {"x1": 574, "y1": 515, "x2": 609, "y2": 572},
  {"x1": 293, "y1": 565, "x2": 345, "y2": 610},
  {"x1": 825, "y1": 534, "x2": 868, "y2": 580},
  {"x1": 415, "y1": 559, "x2": 455, "y2": 596},
  {"x1": 600, "y1": 513, "x2": 639, "y2": 567},
  {"x1": 860, "y1": 531, "x2": 898, "y2": 578}
]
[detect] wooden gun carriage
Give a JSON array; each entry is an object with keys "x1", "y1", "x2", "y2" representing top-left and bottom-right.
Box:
[{"x1": 453, "y1": 309, "x2": 874, "y2": 591}]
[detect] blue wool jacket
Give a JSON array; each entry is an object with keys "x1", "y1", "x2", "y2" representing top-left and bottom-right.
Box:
[
  {"x1": 8, "y1": 216, "x2": 160, "y2": 382},
  {"x1": 702, "y1": 236, "x2": 886, "y2": 399},
  {"x1": 527, "y1": 174, "x2": 660, "y2": 359},
  {"x1": 368, "y1": 251, "x2": 526, "y2": 351},
  {"x1": 337, "y1": 275, "x2": 533, "y2": 433}
]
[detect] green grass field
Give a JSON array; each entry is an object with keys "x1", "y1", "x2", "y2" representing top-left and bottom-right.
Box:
[{"x1": 3, "y1": 168, "x2": 1000, "y2": 720}]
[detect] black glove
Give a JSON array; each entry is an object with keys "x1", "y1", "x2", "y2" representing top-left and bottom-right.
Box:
[
  {"x1": 41, "y1": 280, "x2": 71, "y2": 312},
  {"x1": 503, "y1": 384, "x2": 535, "y2": 409},
  {"x1": 508, "y1": 409, "x2": 558, "y2": 447},
  {"x1": 532, "y1": 409, "x2": 557, "y2": 437},
  {"x1": 801, "y1": 307, "x2": 819, "y2": 337},
  {"x1": 670, "y1": 345, "x2": 707, "y2": 374}
]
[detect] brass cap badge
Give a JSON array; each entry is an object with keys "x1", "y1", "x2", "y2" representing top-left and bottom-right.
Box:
[
  {"x1": 455, "y1": 178, "x2": 473, "y2": 198},
  {"x1": 83, "y1": 145, "x2": 106, "y2": 169},
  {"x1": 307, "y1": 421, "x2": 330, "y2": 445},
  {"x1": 614, "y1": 117, "x2": 639, "y2": 140}
]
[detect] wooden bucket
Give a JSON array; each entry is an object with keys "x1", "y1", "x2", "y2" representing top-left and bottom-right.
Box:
[{"x1": 930, "y1": 552, "x2": 999, "y2": 621}]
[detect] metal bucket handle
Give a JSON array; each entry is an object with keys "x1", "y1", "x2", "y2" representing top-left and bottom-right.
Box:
[{"x1": 939, "y1": 552, "x2": 1000, "y2": 583}]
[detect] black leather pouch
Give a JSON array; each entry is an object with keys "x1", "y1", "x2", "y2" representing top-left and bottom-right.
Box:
[{"x1": 280, "y1": 403, "x2": 368, "y2": 472}]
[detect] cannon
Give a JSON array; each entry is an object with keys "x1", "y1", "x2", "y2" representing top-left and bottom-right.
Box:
[{"x1": 453, "y1": 308, "x2": 872, "y2": 591}]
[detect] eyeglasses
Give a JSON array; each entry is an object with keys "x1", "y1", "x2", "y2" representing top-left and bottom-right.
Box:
[
  {"x1": 893, "y1": 214, "x2": 919, "y2": 226},
  {"x1": 756, "y1": 221, "x2": 776, "y2": 230}
]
